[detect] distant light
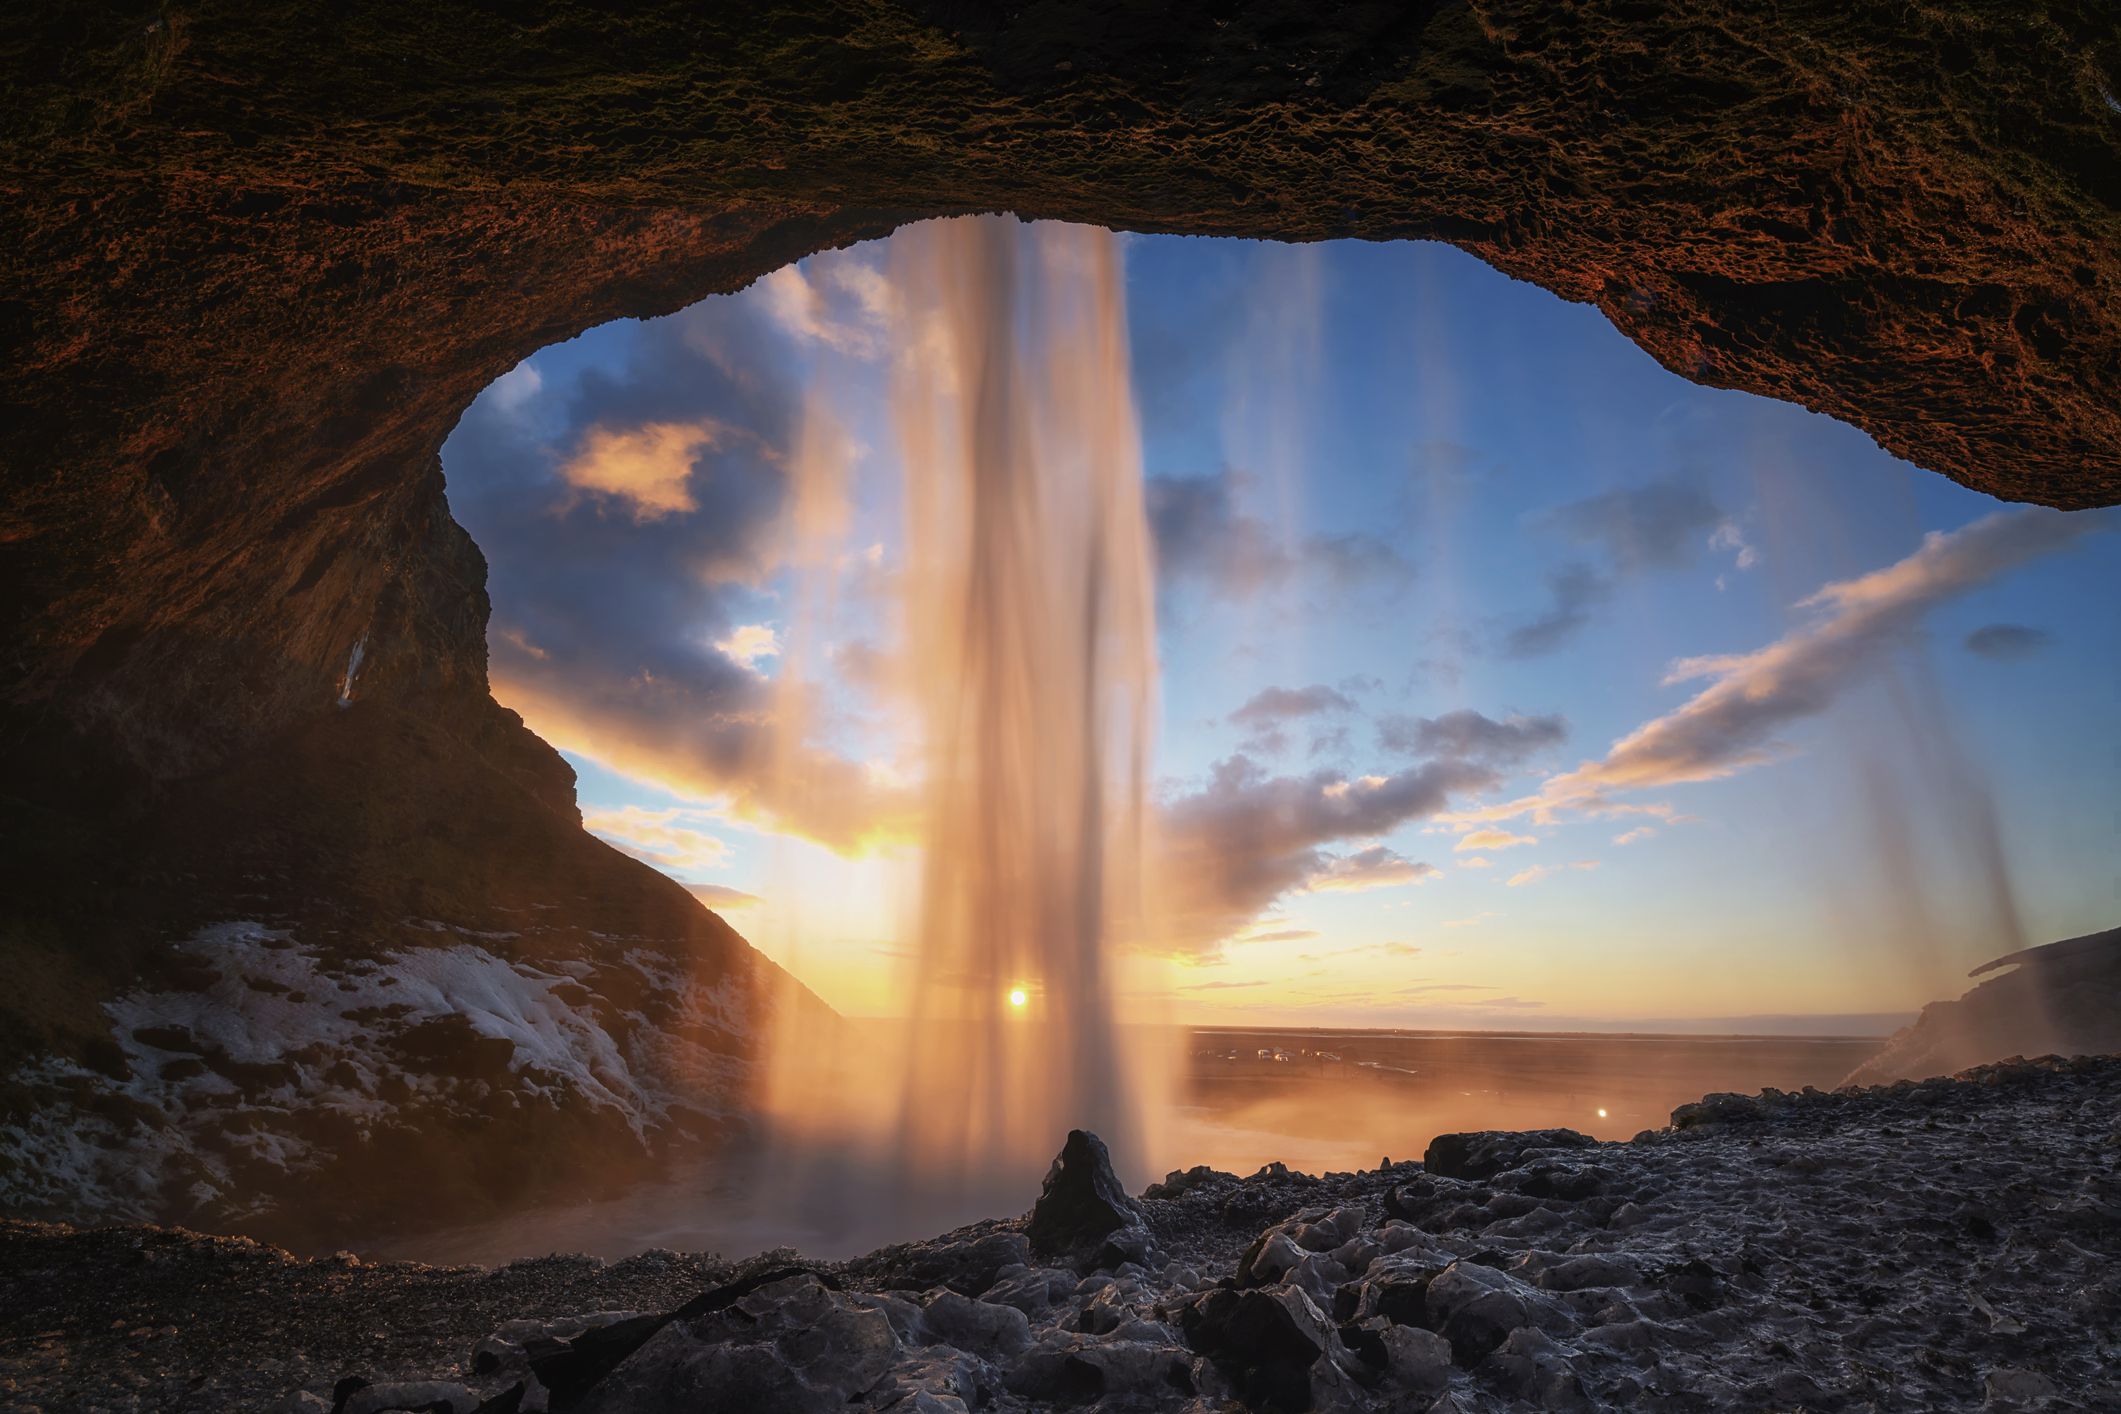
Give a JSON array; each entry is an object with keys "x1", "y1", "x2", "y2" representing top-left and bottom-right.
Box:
[
  {"x1": 1008, "y1": 987, "x2": 1028, "y2": 1009},
  {"x1": 1597, "y1": 1107, "x2": 1609, "y2": 1119}
]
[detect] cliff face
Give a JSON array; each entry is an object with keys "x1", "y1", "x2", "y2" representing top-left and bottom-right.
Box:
[
  {"x1": 1843, "y1": 927, "x2": 2121, "y2": 1086},
  {"x1": 1, "y1": 0, "x2": 2118, "y2": 1235}
]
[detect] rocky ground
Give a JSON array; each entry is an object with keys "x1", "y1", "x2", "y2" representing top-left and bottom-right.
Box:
[{"x1": 4, "y1": 1056, "x2": 2118, "y2": 1413}]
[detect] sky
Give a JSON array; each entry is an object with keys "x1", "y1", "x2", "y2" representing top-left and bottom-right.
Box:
[{"x1": 439, "y1": 222, "x2": 2121, "y2": 1033}]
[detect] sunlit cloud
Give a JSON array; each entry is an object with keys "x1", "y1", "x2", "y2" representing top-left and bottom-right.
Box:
[
  {"x1": 1456, "y1": 507, "x2": 2110, "y2": 826},
  {"x1": 1612, "y1": 826, "x2": 1657, "y2": 846},
  {"x1": 756, "y1": 258, "x2": 895, "y2": 356},
  {"x1": 1455, "y1": 828, "x2": 1535, "y2": 853},
  {"x1": 1244, "y1": 928, "x2": 1320, "y2": 944},
  {"x1": 1305, "y1": 846, "x2": 1437, "y2": 893},
  {"x1": 1456, "y1": 856, "x2": 1493, "y2": 869},
  {"x1": 1152, "y1": 753, "x2": 1497, "y2": 953},
  {"x1": 559, "y1": 421, "x2": 715, "y2": 521},
  {"x1": 715, "y1": 623, "x2": 783, "y2": 671},
  {"x1": 495, "y1": 671, "x2": 918, "y2": 852},
  {"x1": 685, "y1": 882, "x2": 762, "y2": 910},
  {"x1": 1505, "y1": 860, "x2": 1599, "y2": 888},
  {"x1": 584, "y1": 805, "x2": 735, "y2": 875}
]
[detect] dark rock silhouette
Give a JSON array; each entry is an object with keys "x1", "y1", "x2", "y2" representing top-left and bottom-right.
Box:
[
  {"x1": 1844, "y1": 925, "x2": 2121, "y2": 1085},
  {"x1": 1421, "y1": 1128, "x2": 1598, "y2": 1182},
  {"x1": 1026, "y1": 1129, "x2": 1149, "y2": 1265}
]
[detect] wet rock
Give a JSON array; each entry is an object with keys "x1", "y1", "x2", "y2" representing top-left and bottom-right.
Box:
[
  {"x1": 1425, "y1": 1261, "x2": 1538, "y2": 1364},
  {"x1": 1027, "y1": 1130, "x2": 1149, "y2": 1266},
  {"x1": 980, "y1": 1263, "x2": 1077, "y2": 1314},
  {"x1": 1670, "y1": 1092, "x2": 1781, "y2": 1129},
  {"x1": 900, "y1": 1231, "x2": 1031, "y2": 1296},
  {"x1": 1144, "y1": 1165, "x2": 1235, "y2": 1200},
  {"x1": 1424, "y1": 1130, "x2": 1597, "y2": 1182},
  {"x1": 918, "y1": 1289, "x2": 1032, "y2": 1358},
  {"x1": 577, "y1": 1274, "x2": 898, "y2": 1414},
  {"x1": 1180, "y1": 1283, "x2": 1340, "y2": 1411},
  {"x1": 343, "y1": 1384, "x2": 481, "y2": 1414},
  {"x1": 1004, "y1": 1333, "x2": 1192, "y2": 1404},
  {"x1": 1485, "y1": 1326, "x2": 1590, "y2": 1409},
  {"x1": 1380, "y1": 1324, "x2": 1453, "y2": 1393},
  {"x1": 473, "y1": 1310, "x2": 645, "y2": 1379},
  {"x1": 1985, "y1": 1366, "x2": 2058, "y2": 1406}
]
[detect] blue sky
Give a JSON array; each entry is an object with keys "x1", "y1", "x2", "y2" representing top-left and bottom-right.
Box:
[{"x1": 441, "y1": 222, "x2": 2120, "y2": 1028}]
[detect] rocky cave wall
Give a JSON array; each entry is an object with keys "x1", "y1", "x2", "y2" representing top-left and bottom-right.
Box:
[{"x1": 2, "y1": 0, "x2": 2118, "y2": 1236}]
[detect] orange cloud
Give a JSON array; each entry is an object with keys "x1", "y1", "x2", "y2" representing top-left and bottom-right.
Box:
[
  {"x1": 1455, "y1": 828, "x2": 1535, "y2": 853},
  {"x1": 560, "y1": 421, "x2": 715, "y2": 520}
]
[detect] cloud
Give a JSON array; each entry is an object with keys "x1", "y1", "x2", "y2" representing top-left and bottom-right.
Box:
[
  {"x1": 1612, "y1": 826, "x2": 1656, "y2": 846},
  {"x1": 1454, "y1": 829, "x2": 1536, "y2": 853},
  {"x1": 1457, "y1": 507, "x2": 2108, "y2": 826},
  {"x1": 1504, "y1": 479, "x2": 1732, "y2": 654},
  {"x1": 755, "y1": 256, "x2": 894, "y2": 356},
  {"x1": 715, "y1": 623, "x2": 782, "y2": 671},
  {"x1": 1244, "y1": 929, "x2": 1320, "y2": 944},
  {"x1": 1441, "y1": 911, "x2": 1497, "y2": 928},
  {"x1": 584, "y1": 806, "x2": 735, "y2": 876},
  {"x1": 1543, "y1": 478, "x2": 1724, "y2": 572},
  {"x1": 559, "y1": 421, "x2": 715, "y2": 521},
  {"x1": 1146, "y1": 468, "x2": 1411, "y2": 598},
  {"x1": 1505, "y1": 860, "x2": 1599, "y2": 887},
  {"x1": 1456, "y1": 856, "x2": 1493, "y2": 869},
  {"x1": 488, "y1": 359, "x2": 545, "y2": 417},
  {"x1": 1710, "y1": 519, "x2": 1759, "y2": 571},
  {"x1": 443, "y1": 294, "x2": 915, "y2": 851},
  {"x1": 1380, "y1": 709, "x2": 1567, "y2": 764},
  {"x1": 1153, "y1": 754, "x2": 1496, "y2": 952},
  {"x1": 1503, "y1": 562, "x2": 1612, "y2": 657},
  {"x1": 1964, "y1": 623, "x2": 2052, "y2": 660},
  {"x1": 1231, "y1": 684, "x2": 1357, "y2": 727},
  {"x1": 684, "y1": 883, "x2": 762, "y2": 910},
  {"x1": 1231, "y1": 684, "x2": 1357, "y2": 753},
  {"x1": 1306, "y1": 846, "x2": 1438, "y2": 893}
]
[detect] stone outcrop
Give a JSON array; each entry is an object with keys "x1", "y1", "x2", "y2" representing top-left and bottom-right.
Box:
[
  {"x1": 1843, "y1": 925, "x2": 2121, "y2": 1086},
  {"x1": 1026, "y1": 1129, "x2": 1152, "y2": 1267}
]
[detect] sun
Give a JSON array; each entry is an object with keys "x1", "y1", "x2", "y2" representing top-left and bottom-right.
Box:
[{"x1": 1008, "y1": 987, "x2": 1028, "y2": 1009}]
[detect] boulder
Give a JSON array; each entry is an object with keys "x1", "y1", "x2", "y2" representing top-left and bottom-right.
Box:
[
  {"x1": 1180, "y1": 1284, "x2": 1339, "y2": 1412},
  {"x1": 919, "y1": 1289, "x2": 1033, "y2": 1359},
  {"x1": 1027, "y1": 1130, "x2": 1149, "y2": 1265},
  {"x1": 577, "y1": 1275, "x2": 898, "y2": 1414},
  {"x1": 1423, "y1": 1130, "x2": 1597, "y2": 1182},
  {"x1": 1424, "y1": 1261, "x2": 1536, "y2": 1364}
]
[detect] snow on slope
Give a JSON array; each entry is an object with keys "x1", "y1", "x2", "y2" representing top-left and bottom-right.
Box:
[{"x1": 0, "y1": 920, "x2": 767, "y2": 1227}]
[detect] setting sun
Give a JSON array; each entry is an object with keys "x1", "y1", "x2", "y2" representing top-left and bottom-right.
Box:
[{"x1": 1008, "y1": 987, "x2": 1029, "y2": 1009}]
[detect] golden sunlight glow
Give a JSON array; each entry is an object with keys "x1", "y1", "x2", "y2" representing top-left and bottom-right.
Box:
[
  {"x1": 1597, "y1": 1107, "x2": 1609, "y2": 1118},
  {"x1": 1008, "y1": 987, "x2": 1029, "y2": 1009}
]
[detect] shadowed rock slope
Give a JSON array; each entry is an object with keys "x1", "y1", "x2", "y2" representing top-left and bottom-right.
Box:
[
  {"x1": 4, "y1": 1, "x2": 2119, "y2": 1239},
  {"x1": 1845, "y1": 925, "x2": 2121, "y2": 1086}
]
